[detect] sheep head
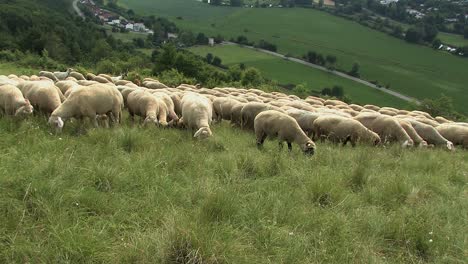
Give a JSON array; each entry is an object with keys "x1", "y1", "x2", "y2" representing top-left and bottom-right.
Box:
[
  {"x1": 446, "y1": 141, "x2": 454, "y2": 151},
  {"x1": 15, "y1": 100, "x2": 33, "y2": 117},
  {"x1": 143, "y1": 116, "x2": 158, "y2": 127},
  {"x1": 48, "y1": 115, "x2": 64, "y2": 133},
  {"x1": 194, "y1": 127, "x2": 212, "y2": 140},
  {"x1": 301, "y1": 141, "x2": 316, "y2": 156}
]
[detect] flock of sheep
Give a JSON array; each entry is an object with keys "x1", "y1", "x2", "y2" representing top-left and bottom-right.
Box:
[{"x1": 1, "y1": 69, "x2": 467, "y2": 155}]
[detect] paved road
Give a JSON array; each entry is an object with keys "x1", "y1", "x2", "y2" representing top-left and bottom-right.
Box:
[
  {"x1": 223, "y1": 42, "x2": 419, "y2": 103},
  {"x1": 73, "y1": 0, "x2": 85, "y2": 20}
]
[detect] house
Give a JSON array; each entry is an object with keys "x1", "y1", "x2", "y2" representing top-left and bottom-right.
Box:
[
  {"x1": 167, "y1": 33, "x2": 178, "y2": 39},
  {"x1": 380, "y1": 0, "x2": 398, "y2": 5},
  {"x1": 125, "y1": 23, "x2": 134, "y2": 30},
  {"x1": 208, "y1": 38, "x2": 215, "y2": 46},
  {"x1": 133, "y1": 23, "x2": 146, "y2": 32},
  {"x1": 107, "y1": 19, "x2": 120, "y2": 25}
]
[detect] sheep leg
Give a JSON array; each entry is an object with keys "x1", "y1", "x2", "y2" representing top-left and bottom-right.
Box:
[
  {"x1": 287, "y1": 142, "x2": 292, "y2": 152},
  {"x1": 343, "y1": 135, "x2": 351, "y2": 147},
  {"x1": 256, "y1": 132, "x2": 267, "y2": 149},
  {"x1": 278, "y1": 141, "x2": 284, "y2": 150}
]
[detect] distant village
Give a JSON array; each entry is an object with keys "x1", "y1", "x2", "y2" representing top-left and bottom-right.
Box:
[{"x1": 79, "y1": 0, "x2": 154, "y2": 35}]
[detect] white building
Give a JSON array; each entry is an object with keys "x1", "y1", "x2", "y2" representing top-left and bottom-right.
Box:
[
  {"x1": 107, "y1": 19, "x2": 120, "y2": 25},
  {"x1": 208, "y1": 38, "x2": 215, "y2": 46},
  {"x1": 133, "y1": 23, "x2": 146, "y2": 32},
  {"x1": 125, "y1": 23, "x2": 134, "y2": 30},
  {"x1": 380, "y1": 0, "x2": 398, "y2": 5}
]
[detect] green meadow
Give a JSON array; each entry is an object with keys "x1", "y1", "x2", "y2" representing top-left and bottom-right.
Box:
[{"x1": 190, "y1": 45, "x2": 409, "y2": 108}]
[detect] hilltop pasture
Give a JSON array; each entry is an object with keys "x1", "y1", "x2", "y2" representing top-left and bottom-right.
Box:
[{"x1": 120, "y1": 0, "x2": 468, "y2": 114}]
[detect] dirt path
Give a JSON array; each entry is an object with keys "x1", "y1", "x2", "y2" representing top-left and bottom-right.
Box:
[
  {"x1": 73, "y1": 0, "x2": 85, "y2": 20},
  {"x1": 222, "y1": 41, "x2": 419, "y2": 103}
]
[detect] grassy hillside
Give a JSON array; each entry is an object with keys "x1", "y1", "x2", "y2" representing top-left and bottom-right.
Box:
[
  {"x1": 438, "y1": 32, "x2": 468, "y2": 48},
  {"x1": 190, "y1": 45, "x2": 409, "y2": 108},
  {"x1": 119, "y1": 0, "x2": 468, "y2": 114},
  {"x1": 0, "y1": 113, "x2": 467, "y2": 263}
]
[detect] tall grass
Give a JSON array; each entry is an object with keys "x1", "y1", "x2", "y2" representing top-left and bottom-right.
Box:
[{"x1": 0, "y1": 116, "x2": 466, "y2": 263}]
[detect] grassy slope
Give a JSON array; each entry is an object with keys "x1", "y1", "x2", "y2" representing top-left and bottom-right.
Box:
[
  {"x1": 120, "y1": 0, "x2": 468, "y2": 114},
  {"x1": 0, "y1": 115, "x2": 467, "y2": 263},
  {"x1": 190, "y1": 45, "x2": 408, "y2": 108},
  {"x1": 438, "y1": 32, "x2": 468, "y2": 47}
]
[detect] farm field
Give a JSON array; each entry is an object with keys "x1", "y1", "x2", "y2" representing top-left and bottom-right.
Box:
[
  {"x1": 0, "y1": 113, "x2": 467, "y2": 263},
  {"x1": 119, "y1": 0, "x2": 468, "y2": 114},
  {"x1": 438, "y1": 32, "x2": 468, "y2": 48},
  {"x1": 190, "y1": 45, "x2": 409, "y2": 108}
]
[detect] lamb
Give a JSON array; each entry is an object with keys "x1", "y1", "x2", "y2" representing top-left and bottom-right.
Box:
[
  {"x1": 69, "y1": 71, "x2": 86, "y2": 80},
  {"x1": 240, "y1": 102, "x2": 285, "y2": 130},
  {"x1": 403, "y1": 118, "x2": 453, "y2": 150},
  {"x1": 48, "y1": 84, "x2": 123, "y2": 132},
  {"x1": 38, "y1": 71, "x2": 59, "y2": 82},
  {"x1": 53, "y1": 68, "x2": 73, "y2": 80},
  {"x1": 312, "y1": 115, "x2": 381, "y2": 146},
  {"x1": 180, "y1": 92, "x2": 213, "y2": 139},
  {"x1": 436, "y1": 124, "x2": 468, "y2": 149},
  {"x1": 0, "y1": 84, "x2": 34, "y2": 116},
  {"x1": 126, "y1": 90, "x2": 168, "y2": 127},
  {"x1": 254, "y1": 110, "x2": 316, "y2": 155},
  {"x1": 354, "y1": 113, "x2": 414, "y2": 147},
  {"x1": 397, "y1": 119, "x2": 428, "y2": 147},
  {"x1": 17, "y1": 81, "x2": 64, "y2": 114}
]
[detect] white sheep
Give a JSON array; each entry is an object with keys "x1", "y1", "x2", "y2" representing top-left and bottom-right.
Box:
[
  {"x1": 17, "y1": 81, "x2": 64, "y2": 114},
  {"x1": 0, "y1": 84, "x2": 34, "y2": 116},
  {"x1": 180, "y1": 92, "x2": 213, "y2": 139},
  {"x1": 254, "y1": 110, "x2": 316, "y2": 155},
  {"x1": 436, "y1": 124, "x2": 468, "y2": 149},
  {"x1": 355, "y1": 113, "x2": 414, "y2": 147},
  {"x1": 53, "y1": 68, "x2": 73, "y2": 80},
  {"x1": 38, "y1": 71, "x2": 59, "y2": 82},
  {"x1": 127, "y1": 90, "x2": 168, "y2": 127}
]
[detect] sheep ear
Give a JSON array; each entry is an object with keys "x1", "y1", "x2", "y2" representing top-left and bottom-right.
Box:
[{"x1": 57, "y1": 117, "x2": 64, "y2": 128}]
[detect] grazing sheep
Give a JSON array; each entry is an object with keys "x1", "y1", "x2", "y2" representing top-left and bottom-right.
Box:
[
  {"x1": 404, "y1": 119, "x2": 453, "y2": 150},
  {"x1": 355, "y1": 113, "x2": 413, "y2": 147},
  {"x1": 38, "y1": 71, "x2": 59, "y2": 82},
  {"x1": 148, "y1": 91, "x2": 179, "y2": 124},
  {"x1": 120, "y1": 87, "x2": 139, "y2": 108},
  {"x1": 55, "y1": 80, "x2": 79, "y2": 95},
  {"x1": 53, "y1": 68, "x2": 73, "y2": 80},
  {"x1": 436, "y1": 124, "x2": 468, "y2": 149},
  {"x1": 127, "y1": 90, "x2": 168, "y2": 127},
  {"x1": 86, "y1": 73, "x2": 97, "y2": 80},
  {"x1": 144, "y1": 81, "x2": 168, "y2": 89},
  {"x1": 398, "y1": 119, "x2": 428, "y2": 147},
  {"x1": 115, "y1": 80, "x2": 132, "y2": 86},
  {"x1": 324, "y1": 99, "x2": 347, "y2": 106},
  {"x1": 434, "y1": 116, "x2": 452, "y2": 124},
  {"x1": 68, "y1": 72, "x2": 85, "y2": 80},
  {"x1": 286, "y1": 109, "x2": 323, "y2": 137},
  {"x1": 240, "y1": 102, "x2": 285, "y2": 130},
  {"x1": 17, "y1": 81, "x2": 64, "y2": 114},
  {"x1": 48, "y1": 84, "x2": 123, "y2": 132},
  {"x1": 0, "y1": 84, "x2": 34, "y2": 116},
  {"x1": 97, "y1": 74, "x2": 113, "y2": 83},
  {"x1": 312, "y1": 115, "x2": 381, "y2": 146},
  {"x1": 93, "y1": 76, "x2": 111, "y2": 84},
  {"x1": 254, "y1": 110, "x2": 316, "y2": 155},
  {"x1": 230, "y1": 102, "x2": 246, "y2": 127},
  {"x1": 111, "y1": 73, "x2": 127, "y2": 83},
  {"x1": 363, "y1": 104, "x2": 380, "y2": 111},
  {"x1": 213, "y1": 97, "x2": 242, "y2": 122},
  {"x1": 180, "y1": 92, "x2": 213, "y2": 139}
]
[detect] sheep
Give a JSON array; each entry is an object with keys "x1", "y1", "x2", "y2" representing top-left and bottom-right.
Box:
[
  {"x1": 19, "y1": 75, "x2": 30, "y2": 81},
  {"x1": 93, "y1": 76, "x2": 111, "y2": 84},
  {"x1": 144, "y1": 81, "x2": 168, "y2": 89},
  {"x1": 86, "y1": 73, "x2": 97, "y2": 80},
  {"x1": 398, "y1": 119, "x2": 428, "y2": 147},
  {"x1": 403, "y1": 118, "x2": 453, "y2": 150},
  {"x1": 17, "y1": 81, "x2": 64, "y2": 114},
  {"x1": 38, "y1": 71, "x2": 59, "y2": 82},
  {"x1": 55, "y1": 80, "x2": 79, "y2": 95},
  {"x1": 97, "y1": 74, "x2": 114, "y2": 83},
  {"x1": 254, "y1": 110, "x2": 316, "y2": 155},
  {"x1": 110, "y1": 73, "x2": 127, "y2": 83},
  {"x1": 312, "y1": 115, "x2": 381, "y2": 146},
  {"x1": 69, "y1": 71, "x2": 86, "y2": 80},
  {"x1": 213, "y1": 97, "x2": 239, "y2": 122},
  {"x1": 0, "y1": 84, "x2": 34, "y2": 116},
  {"x1": 148, "y1": 91, "x2": 179, "y2": 124},
  {"x1": 436, "y1": 124, "x2": 468, "y2": 149},
  {"x1": 77, "y1": 80, "x2": 99, "y2": 86},
  {"x1": 115, "y1": 80, "x2": 132, "y2": 86},
  {"x1": 53, "y1": 68, "x2": 73, "y2": 80},
  {"x1": 120, "y1": 87, "x2": 139, "y2": 108},
  {"x1": 230, "y1": 102, "x2": 246, "y2": 127},
  {"x1": 180, "y1": 92, "x2": 213, "y2": 139},
  {"x1": 324, "y1": 99, "x2": 347, "y2": 106},
  {"x1": 286, "y1": 108, "x2": 323, "y2": 137},
  {"x1": 363, "y1": 104, "x2": 380, "y2": 111},
  {"x1": 434, "y1": 116, "x2": 452, "y2": 124},
  {"x1": 354, "y1": 113, "x2": 413, "y2": 147},
  {"x1": 240, "y1": 102, "x2": 285, "y2": 130},
  {"x1": 48, "y1": 84, "x2": 123, "y2": 132},
  {"x1": 127, "y1": 90, "x2": 168, "y2": 127}
]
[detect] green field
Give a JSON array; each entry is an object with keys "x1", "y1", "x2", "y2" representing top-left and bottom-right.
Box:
[
  {"x1": 119, "y1": 0, "x2": 468, "y2": 114},
  {"x1": 438, "y1": 32, "x2": 468, "y2": 47},
  {"x1": 103, "y1": 25, "x2": 148, "y2": 42},
  {"x1": 190, "y1": 45, "x2": 408, "y2": 108},
  {"x1": 0, "y1": 114, "x2": 467, "y2": 263}
]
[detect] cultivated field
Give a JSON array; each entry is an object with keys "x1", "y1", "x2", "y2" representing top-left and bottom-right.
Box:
[
  {"x1": 120, "y1": 0, "x2": 468, "y2": 114},
  {"x1": 189, "y1": 45, "x2": 409, "y2": 108}
]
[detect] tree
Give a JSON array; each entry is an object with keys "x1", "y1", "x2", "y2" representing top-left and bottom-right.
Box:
[
  {"x1": 431, "y1": 38, "x2": 442, "y2": 49},
  {"x1": 331, "y1": 85, "x2": 344, "y2": 98},
  {"x1": 321, "y1": 87, "x2": 332, "y2": 96},
  {"x1": 318, "y1": 0, "x2": 324, "y2": 7},
  {"x1": 230, "y1": 0, "x2": 243, "y2": 6},
  {"x1": 242, "y1": 67, "x2": 263, "y2": 86},
  {"x1": 153, "y1": 44, "x2": 177, "y2": 74},
  {"x1": 422, "y1": 23, "x2": 438, "y2": 43},
  {"x1": 196, "y1": 33, "x2": 208, "y2": 45},
  {"x1": 206, "y1": 53, "x2": 213, "y2": 64},
  {"x1": 212, "y1": 56, "x2": 222, "y2": 67},
  {"x1": 325, "y1": 55, "x2": 337, "y2": 66},
  {"x1": 316, "y1": 54, "x2": 325, "y2": 66},
  {"x1": 464, "y1": 26, "x2": 468, "y2": 39},
  {"x1": 306, "y1": 51, "x2": 317, "y2": 63},
  {"x1": 405, "y1": 27, "x2": 422, "y2": 43},
  {"x1": 349, "y1": 62, "x2": 360, "y2": 78}
]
